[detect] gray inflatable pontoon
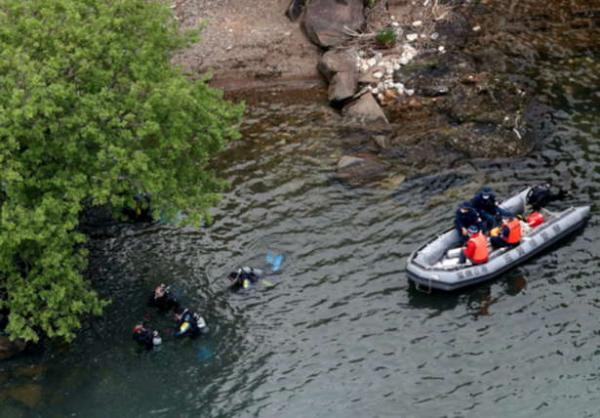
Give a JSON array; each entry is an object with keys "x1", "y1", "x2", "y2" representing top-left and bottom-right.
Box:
[{"x1": 406, "y1": 188, "x2": 591, "y2": 291}]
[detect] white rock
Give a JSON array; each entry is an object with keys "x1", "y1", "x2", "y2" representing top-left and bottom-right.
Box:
[
  {"x1": 391, "y1": 21, "x2": 400, "y2": 27},
  {"x1": 406, "y1": 33, "x2": 419, "y2": 42},
  {"x1": 372, "y1": 87, "x2": 379, "y2": 94},
  {"x1": 420, "y1": 34, "x2": 427, "y2": 39},
  {"x1": 412, "y1": 20, "x2": 423, "y2": 27},
  {"x1": 430, "y1": 32, "x2": 440, "y2": 40},
  {"x1": 377, "y1": 93, "x2": 385, "y2": 102},
  {"x1": 438, "y1": 45, "x2": 445, "y2": 52},
  {"x1": 374, "y1": 52, "x2": 383, "y2": 61},
  {"x1": 367, "y1": 57, "x2": 377, "y2": 67},
  {"x1": 473, "y1": 25, "x2": 481, "y2": 32},
  {"x1": 401, "y1": 45, "x2": 418, "y2": 63},
  {"x1": 373, "y1": 71, "x2": 384, "y2": 79},
  {"x1": 393, "y1": 63, "x2": 401, "y2": 71},
  {"x1": 406, "y1": 89, "x2": 415, "y2": 96}
]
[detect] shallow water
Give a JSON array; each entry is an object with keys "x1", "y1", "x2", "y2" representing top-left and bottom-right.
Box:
[{"x1": 1, "y1": 5, "x2": 599, "y2": 418}]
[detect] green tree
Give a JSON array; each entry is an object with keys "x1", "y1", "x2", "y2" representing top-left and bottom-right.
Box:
[{"x1": 0, "y1": 0, "x2": 242, "y2": 342}]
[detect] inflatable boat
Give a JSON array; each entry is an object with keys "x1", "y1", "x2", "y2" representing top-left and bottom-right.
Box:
[{"x1": 406, "y1": 188, "x2": 591, "y2": 291}]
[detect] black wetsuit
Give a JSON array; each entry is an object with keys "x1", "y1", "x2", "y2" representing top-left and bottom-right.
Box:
[
  {"x1": 175, "y1": 309, "x2": 206, "y2": 338},
  {"x1": 133, "y1": 327, "x2": 154, "y2": 350},
  {"x1": 148, "y1": 290, "x2": 180, "y2": 312},
  {"x1": 230, "y1": 267, "x2": 260, "y2": 292}
]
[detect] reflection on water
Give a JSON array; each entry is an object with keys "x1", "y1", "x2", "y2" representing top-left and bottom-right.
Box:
[{"x1": 1, "y1": 2, "x2": 599, "y2": 417}]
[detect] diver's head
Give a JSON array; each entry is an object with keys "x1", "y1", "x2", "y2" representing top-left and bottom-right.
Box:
[
  {"x1": 228, "y1": 271, "x2": 239, "y2": 281},
  {"x1": 154, "y1": 283, "x2": 167, "y2": 297},
  {"x1": 467, "y1": 225, "x2": 479, "y2": 236}
]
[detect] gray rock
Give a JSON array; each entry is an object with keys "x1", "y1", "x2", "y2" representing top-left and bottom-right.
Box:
[
  {"x1": 329, "y1": 71, "x2": 358, "y2": 103},
  {"x1": 317, "y1": 49, "x2": 356, "y2": 81},
  {"x1": 318, "y1": 49, "x2": 358, "y2": 103},
  {"x1": 303, "y1": 0, "x2": 364, "y2": 48},
  {"x1": 343, "y1": 92, "x2": 389, "y2": 124}
]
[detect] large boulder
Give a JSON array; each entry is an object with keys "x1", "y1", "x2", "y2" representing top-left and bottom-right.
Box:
[
  {"x1": 343, "y1": 92, "x2": 389, "y2": 124},
  {"x1": 329, "y1": 72, "x2": 358, "y2": 103},
  {"x1": 318, "y1": 49, "x2": 358, "y2": 103},
  {"x1": 303, "y1": 0, "x2": 364, "y2": 48},
  {"x1": 317, "y1": 49, "x2": 356, "y2": 80},
  {"x1": 0, "y1": 336, "x2": 26, "y2": 361}
]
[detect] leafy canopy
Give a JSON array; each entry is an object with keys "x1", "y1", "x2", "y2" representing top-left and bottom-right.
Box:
[{"x1": 0, "y1": 0, "x2": 242, "y2": 342}]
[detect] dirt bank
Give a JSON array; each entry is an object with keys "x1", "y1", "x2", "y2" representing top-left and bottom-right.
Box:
[{"x1": 173, "y1": 0, "x2": 324, "y2": 91}]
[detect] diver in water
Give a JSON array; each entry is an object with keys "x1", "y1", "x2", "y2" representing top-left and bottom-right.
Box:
[
  {"x1": 174, "y1": 308, "x2": 208, "y2": 338},
  {"x1": 132, "y1": 322, "x2": 161, "y2": 350},
  {"x1": 148, "y1": 283, "x2": 180, "y2": 312},
  {"x1": 227, "y1": 267, "x2": 262, "y2": 291}
]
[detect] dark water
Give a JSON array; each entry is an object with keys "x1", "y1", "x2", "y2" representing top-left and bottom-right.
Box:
[{"x1": 1, "y1": 8, "x2": 599, "y2": 418}]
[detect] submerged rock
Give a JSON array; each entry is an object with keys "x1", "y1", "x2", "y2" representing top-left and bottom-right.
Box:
[
  {"x1": 0, "y1": 336, "x2": 26, "y2": 361},
  {"x1": 303, "y1": 0, "x2": 364, "y2": 47},
  {"x1": 334, "y1": 154, "x2": 389, "y2": 186},
  {"x1": 2, "y1": 384, "x2": 43, "y2": 408}
]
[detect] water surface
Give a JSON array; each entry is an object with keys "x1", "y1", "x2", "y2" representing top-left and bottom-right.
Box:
[{"x1": 1, "y1": 4, "x2": 599, "y2": 418}]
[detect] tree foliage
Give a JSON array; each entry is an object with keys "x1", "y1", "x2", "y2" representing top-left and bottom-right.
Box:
[{"x1": 0, "y1": 0, "x2": 242, "y2": 342}]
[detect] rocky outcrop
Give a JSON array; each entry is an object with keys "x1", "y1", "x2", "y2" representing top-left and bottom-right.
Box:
[
  {"x1": 0, "y1": 336, "x2": 26, "y2": 361},
  {"x1": 303, "y1": 0, "x2": 364, "y2": 48},
  {"x1": 318, "y1": 49, "x2": 358, "y2": 103}
]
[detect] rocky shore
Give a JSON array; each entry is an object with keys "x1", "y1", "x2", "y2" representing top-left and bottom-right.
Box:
[{"x1": 173, "y1": 0, "x2": 598, "y2": 187}]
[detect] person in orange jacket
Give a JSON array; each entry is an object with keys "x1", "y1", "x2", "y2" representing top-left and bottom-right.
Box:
[
  {"x1": 491, "y1": 215, "x2": 522, "y2": 248},
  {"x1": 459, "y1": 225, "x2": 489, "y2": 264}
]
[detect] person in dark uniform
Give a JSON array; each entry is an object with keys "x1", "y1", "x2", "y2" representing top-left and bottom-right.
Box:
[
  {"x1": 471, "y1": 187, "x2": 513, "y2": 232},
  {"x1": 455, "y1": 201, "x2": 483, "y2": 244}
]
